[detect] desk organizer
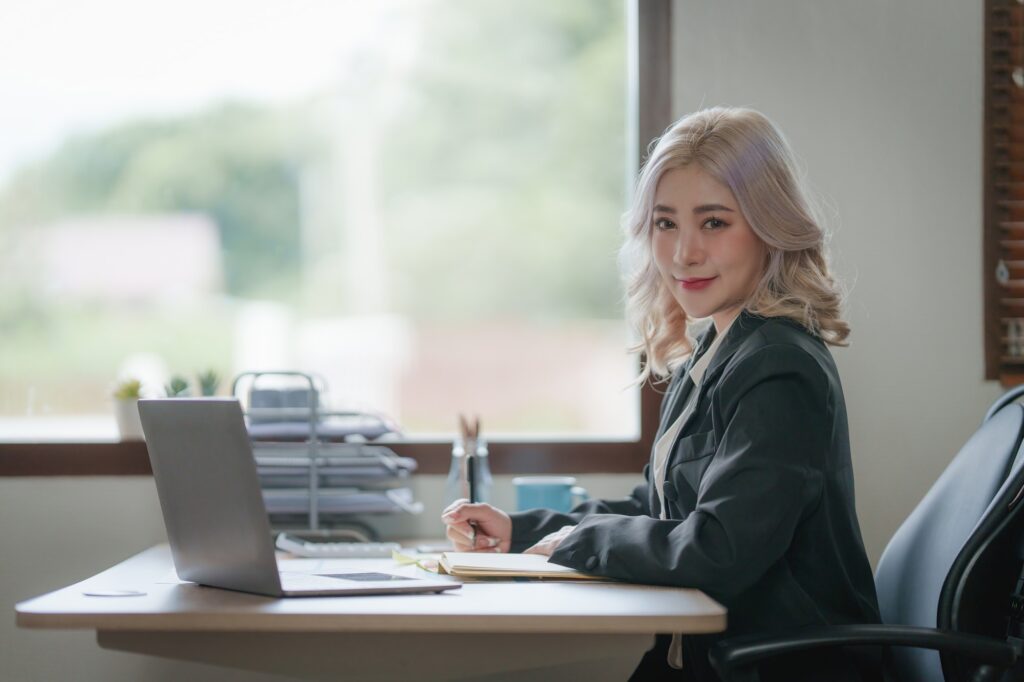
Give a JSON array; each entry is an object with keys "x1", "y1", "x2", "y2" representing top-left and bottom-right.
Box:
[{"x1": 232, "y1": 371, "x2": 420, "y2": 538}]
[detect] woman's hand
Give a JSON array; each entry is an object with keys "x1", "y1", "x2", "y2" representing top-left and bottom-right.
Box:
[
  {"x1": 441, "y1": 499, "x2": 512, "y2": 553},
  {"x1": 523, "y1": 525, "x2": 576, "y2": 556}
]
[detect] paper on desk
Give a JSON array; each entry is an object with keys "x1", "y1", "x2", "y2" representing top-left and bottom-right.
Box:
[
  {"x1": 392, "y1": 549, "x2": 440, "y2": 573},
  {"x1": 438, "y1": 552, "x2": 603, "y2": 580}
]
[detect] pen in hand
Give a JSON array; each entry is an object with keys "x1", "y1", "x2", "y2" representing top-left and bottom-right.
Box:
[
  {"x1": 459, "y1": 413, "x2": 483, "y2": 548},
  {"x1": 467, "y1": 454, "x2": 478, "y2": 545}
]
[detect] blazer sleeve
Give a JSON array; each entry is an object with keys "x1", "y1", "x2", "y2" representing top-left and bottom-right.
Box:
[
  {"x1": 547, "y1": 345, "x2": 828, "y2": 601},
  {"x1": 508, "y1": 465, "x2": 651, "y2": 553}
]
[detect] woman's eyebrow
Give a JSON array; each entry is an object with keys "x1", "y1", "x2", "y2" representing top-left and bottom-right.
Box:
[
  {"x1": 693, "y1": 203, "x2": 734, "y2": 214},
  {"x1": 653, "y1": 204, "x2": 676, "y2": 214}
]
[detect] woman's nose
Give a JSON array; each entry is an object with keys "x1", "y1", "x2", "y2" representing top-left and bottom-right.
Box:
[{"x1": 674, "y1": 229, "x2": 703, "y2": 266}]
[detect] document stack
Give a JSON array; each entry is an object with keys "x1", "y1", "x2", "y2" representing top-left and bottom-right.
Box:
[{"x1": 232, "y1": 371, "x2": 421, "y2": 537}]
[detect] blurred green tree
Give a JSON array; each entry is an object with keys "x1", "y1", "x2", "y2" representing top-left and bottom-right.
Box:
[{"x1": 0, "y1": 103, "x2": 306, "y2": 298}]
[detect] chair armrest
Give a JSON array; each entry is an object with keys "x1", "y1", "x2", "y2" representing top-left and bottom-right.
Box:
[{"x1": 709, "y1": 624, "x2": 1019, "y2": 682}]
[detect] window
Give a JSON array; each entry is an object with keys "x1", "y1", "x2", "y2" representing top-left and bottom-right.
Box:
[
  {"x1": 984, "y1": 0, "x2": 1024, "y2": 384},
  {"x1": 0, "y1": 0, "x2": 672, "y2": 474}
]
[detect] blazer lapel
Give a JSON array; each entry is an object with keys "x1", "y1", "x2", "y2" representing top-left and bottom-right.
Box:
[
  {"x1": 658, "y1": 324, "x2": 716, "y2": 437},
  {"x1": 694, "y1": 310, "x2": 769, "y2": 392}
]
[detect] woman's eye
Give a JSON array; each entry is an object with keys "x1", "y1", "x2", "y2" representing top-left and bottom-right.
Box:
[
  {"x1": 703, "y1": 217, "x2": 727, "y2": 230},
  {"x1": 654, "y1": 218, "x2": 675, "y2": 230}
]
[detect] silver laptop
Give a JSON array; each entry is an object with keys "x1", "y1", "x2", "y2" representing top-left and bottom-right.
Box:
[{"x1": 138, "y1": 398, "x2": 460, "y2": 597}]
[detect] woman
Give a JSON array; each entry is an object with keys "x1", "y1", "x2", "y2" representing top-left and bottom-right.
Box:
[{"x1": 442, "y1": 107, "x2": 881, "y2": 681}]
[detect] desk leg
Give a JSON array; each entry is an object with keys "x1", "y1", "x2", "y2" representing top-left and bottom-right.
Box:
[{"x1": 98, "y1": 630, "x2": 653, "y2": 681}]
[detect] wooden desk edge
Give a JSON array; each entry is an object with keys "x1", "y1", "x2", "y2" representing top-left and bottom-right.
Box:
[{"x1": 16, "y1": 606, "x2": 727, "y2": 635}]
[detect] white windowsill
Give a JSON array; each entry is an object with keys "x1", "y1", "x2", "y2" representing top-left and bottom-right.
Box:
[{"x1": 0, "y1": 416, "x2": 120, "y2": 443}]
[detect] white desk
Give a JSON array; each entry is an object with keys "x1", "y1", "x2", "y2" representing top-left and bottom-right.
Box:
[{"x1": 17, "y1": 545, "x2": 727, "y2": 681}]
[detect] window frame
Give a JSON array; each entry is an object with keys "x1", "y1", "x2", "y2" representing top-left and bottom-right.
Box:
[{"x1": 0, "y1": 0, "x2": 673, "y2": 477}]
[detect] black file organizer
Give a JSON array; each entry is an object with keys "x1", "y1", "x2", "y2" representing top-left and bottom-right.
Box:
[{"x1": 231, "y1": 371, "x2": 421, "y2": 539}]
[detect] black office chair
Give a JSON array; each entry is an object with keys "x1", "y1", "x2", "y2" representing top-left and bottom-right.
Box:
[{"x1": 709, "y1": 386, "x2": 1024, "y2": 682}]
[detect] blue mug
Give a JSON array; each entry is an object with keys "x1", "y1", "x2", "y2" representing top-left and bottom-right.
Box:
[{"x1": 513, "y1": 476, "x2": 589, "y2": 513}]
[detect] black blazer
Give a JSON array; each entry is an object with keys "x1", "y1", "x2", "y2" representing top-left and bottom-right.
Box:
[{"x1": 509, "y1": 311, "x2": 881, "y2": 680}]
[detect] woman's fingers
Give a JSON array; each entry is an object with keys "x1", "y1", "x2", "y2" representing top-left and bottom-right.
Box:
[
  {"x1": 442, "y1": 498, "x2": 469, "y2": 517},
  {"x1": 473, "y1": 533, "x2": 501, "y2": 550},
  {"x1": 441, "y1": 501, "x2": 512, "y2": 553},
  {"x1": 445, "y1": 521, "x2": 501, "y2": 552},
  {"x1": 445, "y1": 524, "x2": 473, "y2": 551},
  {"x1": 442, "y1": 501, "x2": 481, "y2": 552},
  {"x1": 522, "y1": 525, "x2": 575, "y2": 556},
  {"x1": 441, "y1": 500, "x2": 490, "y2": 524},
  {"x1": 445, "y1": 520, "x2": 474, "y2": 542},
  {"x1": 523, "y1": 538, "x2": 554, "y2": 556}
]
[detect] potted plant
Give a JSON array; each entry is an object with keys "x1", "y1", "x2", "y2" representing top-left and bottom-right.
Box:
[
  {"x1": 197, "y1": 369, "x2": 220, "y2": 397},
  {"x1": 165, "y1": 375, "x2": 191, "y2": 397},
  {"x1": 112, "y1": 378, "x2": 145, "y2": 441}
]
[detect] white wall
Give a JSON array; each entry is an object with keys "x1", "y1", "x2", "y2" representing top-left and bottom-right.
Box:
[{"x1": 671, "y1": 0, "x2": 1000, "y2": 564}]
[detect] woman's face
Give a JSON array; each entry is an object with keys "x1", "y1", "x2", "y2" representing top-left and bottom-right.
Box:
[{"x1": 651, "y1": 165, "x2": 766, "y2": 332}]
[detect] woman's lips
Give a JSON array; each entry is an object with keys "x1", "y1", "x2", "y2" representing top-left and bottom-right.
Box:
[{"x1": 678, "y1": 276, "x2": 717, "y2": 291}]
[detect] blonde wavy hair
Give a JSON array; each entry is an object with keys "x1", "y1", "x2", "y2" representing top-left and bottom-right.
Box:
[{"x1": 620, "y1": 107, "x2": 849, "y2": 382}]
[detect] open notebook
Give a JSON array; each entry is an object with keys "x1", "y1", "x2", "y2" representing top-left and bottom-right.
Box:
[{"x1": 439, "y1": 552, "x2": 605, "y2": 580}]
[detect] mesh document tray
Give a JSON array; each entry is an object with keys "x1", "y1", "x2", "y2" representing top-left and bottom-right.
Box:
[
  {"x1": 247, "y1": 417, "x2": 394, "y2": 442},
  {"x1": 254, "y1": 444, "x2": 418, "y2": 489},
  {"x1": 244, "y1": 386, "x2": 398, "y2": 441},
  {"x1": 262, "y1": 487, "x2": 422, "y2": 515},
  {"x1": 232, "y1": 371, "x2": 415, "y2": 531}
]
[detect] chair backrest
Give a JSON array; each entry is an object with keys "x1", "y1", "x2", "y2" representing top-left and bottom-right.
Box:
[{"x1": 874, "y1": 396, "x2": 1024, "y2": 682}]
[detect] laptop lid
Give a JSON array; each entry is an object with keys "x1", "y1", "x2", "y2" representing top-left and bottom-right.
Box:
[
  {"x1": 139, "y1": 398, "x2": 286, "y2": 595},
  {"x1": 139, "y1": 398, "x2": 460, "y2": 597}
]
